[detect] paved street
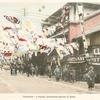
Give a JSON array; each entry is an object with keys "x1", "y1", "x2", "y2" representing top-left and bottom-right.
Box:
[{"x1": 0, "y1": 70, "x2": 100, "y2": 94}]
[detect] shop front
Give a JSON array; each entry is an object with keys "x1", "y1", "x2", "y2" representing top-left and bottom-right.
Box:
[
  {"x1": 88, "y1": 45, "x2": 100, "y2": 83},
  {"x1": 67, "y1": 55, "x2": 86, "y2": 81},
  {"x1": 89, "y1": 55, "x2": 100, "y2": 83}
]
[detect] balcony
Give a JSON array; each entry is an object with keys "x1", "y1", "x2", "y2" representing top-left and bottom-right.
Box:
[{"x1": 47, "y1": 20, "x2": 70, "y2": 38}]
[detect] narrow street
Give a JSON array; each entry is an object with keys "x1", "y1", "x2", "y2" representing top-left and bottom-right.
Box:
[
  {"x1": 0, "y1": 2, "x2": 100, "y2": 100},
  {"x1": 0, "y1": 70, "x2": 100, "y2": 94}
]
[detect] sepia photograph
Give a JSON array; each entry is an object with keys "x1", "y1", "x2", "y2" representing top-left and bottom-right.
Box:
[{"x1": 0, "y1": 0, "x2": 100, "y2": 99}]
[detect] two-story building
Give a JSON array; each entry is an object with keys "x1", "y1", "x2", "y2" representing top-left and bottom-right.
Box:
[
  {"x1": 42, "y1": 3, "x2": 100, "y2": 82},
  {"x1": 42, "y1": 3, "x2": 100, "y2": 41}
]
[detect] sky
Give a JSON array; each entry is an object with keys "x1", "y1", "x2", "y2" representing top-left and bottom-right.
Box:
[
  {"x1": 0, "y1": 0, "x2": 99, "y2": 54},
  {"x1": 0, "y1": 1, "x2": 68, "y2": 34},
  {"x1": 0, "y1": 0, "x2": 99, "y2": 33}
]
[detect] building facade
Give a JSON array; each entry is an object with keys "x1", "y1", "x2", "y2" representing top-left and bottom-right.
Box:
[
  {"x1": 42, "y1": 3, "x2": 100, "y2": 82},
  {"x1": 42, "y1": 3, "x2": 100, "y2": 42}
]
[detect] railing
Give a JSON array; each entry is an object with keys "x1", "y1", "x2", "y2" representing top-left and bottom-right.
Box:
[{"x1": 48, "y1": 21, "x2": 69, "y2": 38}]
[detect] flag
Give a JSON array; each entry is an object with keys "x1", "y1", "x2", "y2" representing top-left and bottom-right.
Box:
[
  {"x1": 4, "y1": 51, "x2": 12, "y2": 57},
  {"x1": 39, "y1": 45, "x2": 47, "y2": 50},
  {"x1": 4, "y1": 15, "x2": 20, "y2": 24},
  {"x1": 17, "y1": 35, "x2": 27, "y2": 41},
  {"x1": 3, "y1": 26, "x2": 12, "y2": 30}
]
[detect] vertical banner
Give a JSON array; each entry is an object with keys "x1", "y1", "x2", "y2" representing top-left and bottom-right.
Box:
[{"x1": 77, "y1": 3, "x2": 88, "y2": 54}]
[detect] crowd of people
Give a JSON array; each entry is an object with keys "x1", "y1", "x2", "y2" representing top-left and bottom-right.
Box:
[
  {"x1": 46, "y1": 64, "x2": 76, "y2": 82},
  {"x1": 47, "y1": 64, "x2": 96, "y2": 91},
  {"x1": 0, "y1": 52, "x2": 96, "y2": 91},
  {"x1": 8, "y1": 53, "x2": 39, "y2": 77}
]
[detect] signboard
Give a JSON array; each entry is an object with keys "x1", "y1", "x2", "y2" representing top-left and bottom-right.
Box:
[
  {"x1": 89, "y1": 45, "x2": 100, "y2": 55},
  {"x1": 88, "y1": 45, "x2": 100, "y2": 65},
  {"x1": 90, "y1": 56, "x2": 100, "y2": 65},
  {"x1": 67, "y1": 55, "x2": 85, "y2": 63}
]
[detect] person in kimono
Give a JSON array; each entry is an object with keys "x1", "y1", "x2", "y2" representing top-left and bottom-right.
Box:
[
  {"x1": 85, "y1": 66, "x2": 96, "y2": 91},
  {"x1": 54, "y1": 65, "x2": 61, "y2": 81}
]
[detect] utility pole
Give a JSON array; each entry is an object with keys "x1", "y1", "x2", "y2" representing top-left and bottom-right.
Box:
[{"x1": 23, "y1": 8, "x2": 26, "y2": 16}]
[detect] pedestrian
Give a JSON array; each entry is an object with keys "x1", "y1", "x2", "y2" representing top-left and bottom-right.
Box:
[
  {"x1": 71, "y1": 69, "x2": 76, "y2": 83},
  {"x1": 26, "y1": 63, "x2": 31, "y2": 77},
  {"x1": 54, "y1": 65, "x2": 61, "y2": 81},
  {"x1": 30, "y1": 64, "x2": 35, "y2": 76},
  {"x1": 10, "y1": 64, "x2": 13, "y2": 75},
  {"x1": 62, "y1": 65, "x2": 68, "y2": 81},
  {"x1": 47, "y1": 64, "x2": 52, "y2": 78},
  {"x1": 69, "y1": 68, "x2": 73, "y2": 82},
  {"x1": 10, "y1": 62, "x2": 16, "y2": 76},
  {"x1": 85, "y1": 66, "x2": 96, "y2": 91},
  {"x1": 34, "y1": 66, "x2": 39, "y2": 76}
]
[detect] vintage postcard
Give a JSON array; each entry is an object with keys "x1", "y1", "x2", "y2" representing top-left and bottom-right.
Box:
[{"x1": 0, "y1": 0, "x2": 100, "y2": 100}]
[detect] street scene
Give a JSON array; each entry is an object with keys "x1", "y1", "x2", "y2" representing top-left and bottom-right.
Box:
[
  {"x1": 0, "y1": 1, "x2": 100, "y2": 94},
  {"x1": 0, "y1": 70, "x2": 100, "y2": 93}
]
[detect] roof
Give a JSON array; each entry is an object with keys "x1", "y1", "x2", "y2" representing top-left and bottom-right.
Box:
[
  {"x1": 42, "y1": 3, "x2": 68, "y2": 26},
  {"x1": 69, "y1": 2, "x2": 100, "y2": 9},
  {"x1": 42, "y1": 3, "x2": 100, "y2": 26}
]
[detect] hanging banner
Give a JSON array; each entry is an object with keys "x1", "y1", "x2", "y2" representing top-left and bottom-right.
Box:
[{"x1": 67, "y1": 55, "x2": 85, "y2": 63}]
